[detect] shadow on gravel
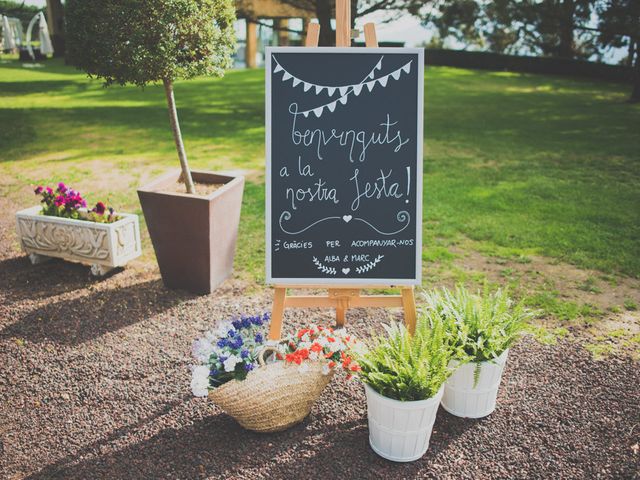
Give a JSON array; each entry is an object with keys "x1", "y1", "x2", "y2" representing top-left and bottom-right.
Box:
[
  {"x1": 0, "y1": 256, "x2": 106, "y2": 305},
  {"x1": 0, "y1": 278, "x2": 188, "y2": 345}
]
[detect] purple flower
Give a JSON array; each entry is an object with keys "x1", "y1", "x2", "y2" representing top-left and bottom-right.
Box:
[
  {"x1": 54, "y1": 195, "x2": 65, "y2": 207},
  {"x1": 210, "y1": 368, "x2": 219, "y2": 377},
  {"x1": 232, "y1": 336, "x2": 244, "y2": 349},
  {"x1": 241, "y1": 317, "x2": 252, "y2": 329},
  {"x1": 254, "y1": 333, "x2": 264, "y2": 344},
  {"x1": 232, "y1": 319, "x2": 242, "y2": 330},
  {"x1": 34, "y1": 186, "x2": 43, "y2": 195},
  {"x1": 57, "y1": 182, "x2": 67, "y2": 193},
  {"x1": 244, "y1": 363, "x2": 254, "y2": 372},
  {"x1": 252, "y1": 316, "x2": 264, "y2": 326},
  {"x1": 227, "y1": 329, "x2": 236, "y2": 337},
  {"x1": 45, "y1": 187, "x2": 53, "y2": 195},
  {"x1": 216, "y1": 338, "x2": 227, "y2": 348},
  {"x1": 218, "y1": 355, "x2": 227, "y2": 363},
  {"x1": 240, "y1": 349, "x2": 249, "y2": 359},
  {"x1": 93, "y1": 201, "x2": 106, "y2": 215}
]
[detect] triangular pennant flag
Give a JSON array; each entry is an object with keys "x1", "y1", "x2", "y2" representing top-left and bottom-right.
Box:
[
  {"x1": 327, "y1": 87, "x2": 336, "y2": 96},
  {"x1": 282, "y1": 72, "x2": 292, "y2": 81},
  {"x1": 303, "y1": 82, "x2": 312, "y2": 92},
  {"x1": 303, "y1": 111, "x2": 309, "y2": 118},
  {"x1": 274, "y1": 64, "x2": 283, "y2": 73},
  {"x1": 339, "y1": 86, "x2": 349, "y2": 96},
  {"x1": 315, "y1": 85, "x2": 324, "y2": 94},
  {"x1": 366, "y1": 81, "x2": 376, "y2": 92},
  {"x1": 378, "y1": 75, "x2": 388, "y2": 87},
  {"x1": 353, "y1": 84, "x2": 363, "y2": 96},
  {"x1": 391, "y1": 69, "x2": 401, "y2": 80},
  {"x1": 327, "y1": 101, "x2": 337, "y2": 112},
  {"x1": 402, "y1": 62, "x2": 411, "y2": 74},
  {"x1": 313, "y1": 107, "x2": 324, "y2": 118},
  {"x1": 293, "y1": 78, "x2": 301, "y2": 87},
  {"x1": 375, "y1": 59, "x2": 382, "y2": 70},
  {"x1": 339, "y1": 96, "x2": 348, "y2": 105},
  {"x1": 368, "y1": 71, "x2": 375, "y2": 79}
]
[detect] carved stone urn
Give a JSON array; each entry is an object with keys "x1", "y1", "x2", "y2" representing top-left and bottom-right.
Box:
[{"x1": 15, "y1": 206, "x2": 142, "y2": 276}]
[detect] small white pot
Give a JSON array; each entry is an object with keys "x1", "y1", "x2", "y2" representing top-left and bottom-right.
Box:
[
  {"x1": 15, "y1": 205, "x2": 141, "y2": 276},
  {"x1": 441, "y1": 349, "x2": 509, "y2": 419},
  {"x1": 364, "y1": 383, "x2": 444, "y2": 462}
]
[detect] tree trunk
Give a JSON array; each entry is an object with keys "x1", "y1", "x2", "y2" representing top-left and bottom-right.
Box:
[
  {"x1": 46, "y1": 0, "x2": 65, "y2": 57},
  {"x1": 316, "y1": 0, "x2": 334, "y2": 46},
  {"x1": 163, "y1": 78, "x2": 196, "y2": 194},
  {"x1": 558, "y1": 0, "x2": 575, "y2": 58},
  {"x1": 630, "y1": 41, "x2": 640, "y2": 103}
]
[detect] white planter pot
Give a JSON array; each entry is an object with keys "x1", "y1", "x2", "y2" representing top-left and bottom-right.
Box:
[
  {"x1": 364, "y1": 383, "x2": 444, "y2": 462},
  {"x1": 441, "y1": 349, "x2": 509, "y2": 419},
  {"x1": 15, "y1": 205, "x2": 141, "y2": 276}
]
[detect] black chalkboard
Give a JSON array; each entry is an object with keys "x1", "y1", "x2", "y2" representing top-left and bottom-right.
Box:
[{"x1": 266, "y1": 47, "x2": 424, "y2": 285}]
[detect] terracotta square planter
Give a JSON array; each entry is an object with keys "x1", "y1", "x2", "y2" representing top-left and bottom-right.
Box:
[{"x1": 138, "y1": 170, "x2": 244, "y2": 294}]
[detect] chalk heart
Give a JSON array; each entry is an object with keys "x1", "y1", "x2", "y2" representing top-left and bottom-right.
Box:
[
  {"x1": 342, "y1": 215, "x2": 353, "y2": 223},
  {"x1": 342, "y1": 268, "x2": 351, "y2": 275}
]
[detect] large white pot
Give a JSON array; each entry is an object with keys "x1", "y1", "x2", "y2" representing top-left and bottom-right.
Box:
[
  {"x1": 441, "y1": 349, "x2": 509, "y2": 419},
  {"x1": 15, "y1": 205, "x2": 141, "y2": 276},
  {"x1": 364, "y1": 383, "x2": 444, "y2": 462}
]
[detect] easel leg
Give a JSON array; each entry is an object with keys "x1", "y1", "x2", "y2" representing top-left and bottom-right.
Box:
[
  {"x1": 402, "y1": 287, "x2": 417, "y2": 334},
  {"x1": 269, "y1": 287, "x2": 286, "y2": 340},
  {"x1": 336, "y1": 302, "x2": 346, "y2": 328}
]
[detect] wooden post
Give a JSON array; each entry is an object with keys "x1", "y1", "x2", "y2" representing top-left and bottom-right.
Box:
[
  {"x1": 305, "y1": 22, "x2": 320, "y2": 47},
  {"x1": 274, "y1": 19, "x2": 289, "y2": 46},
  {"x1": 364, "y1": 22, "x2": 378, "y2": 48},
  {"x1": 245, "y1": 19, "x2": 258, "y2": 69},
  {"x1": 335, "y1": 0, "x2": 351, "y2": 47}
]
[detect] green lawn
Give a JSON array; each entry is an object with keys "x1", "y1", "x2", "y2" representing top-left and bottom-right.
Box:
[{"x1": 1, "y1": 58, "x2": 639, "y2": 283}]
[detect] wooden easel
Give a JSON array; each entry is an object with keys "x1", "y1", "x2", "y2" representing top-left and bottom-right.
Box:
[{"x1": 268, "y1": 0, "x2": 417, "y2": 340}]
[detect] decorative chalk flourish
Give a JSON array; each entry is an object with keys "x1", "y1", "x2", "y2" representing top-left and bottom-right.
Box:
[
  {"x1": 279, "y1": 210, "x2": 410, "y2": 236},
  {"x1": 313, "y1": 256, "x2": 337, "y2": 275},
  {"x1": 273, "y1": 55, "x2": 413, "y2": 118},
  {"x1": 355, "y1": 255, "x2": 384, "y2": 274}
]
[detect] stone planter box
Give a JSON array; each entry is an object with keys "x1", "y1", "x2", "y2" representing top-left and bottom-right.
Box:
[{"x1": 15, "y1": 206, "x2": 142, "y2": 276}]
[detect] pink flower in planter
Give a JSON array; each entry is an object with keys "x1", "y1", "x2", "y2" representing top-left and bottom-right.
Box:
[
  {"x1": 54, "y1": 195, "x2": 65, "y2": 207},
  {"x1": 57, "y1": 182, "x2": 67, "y2": 193},
  {"x1": 34, "y1": 186, "x2": 43, "y2": 194}
]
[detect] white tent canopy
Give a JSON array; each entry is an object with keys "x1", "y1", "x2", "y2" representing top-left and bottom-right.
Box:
[
  {"x1": 1, "y1": 15, "x2": 21, "y2": 51},
  {"x1": 26, "y1": 11, "x2": 54, "y2": 59}
]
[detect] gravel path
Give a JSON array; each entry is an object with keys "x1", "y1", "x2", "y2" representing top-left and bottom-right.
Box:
[{"x1": 1, "y1": 253, "x2": 639, "y2": 479}]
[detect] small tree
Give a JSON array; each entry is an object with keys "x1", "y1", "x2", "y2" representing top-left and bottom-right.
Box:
[{"x1": 65, "y1": 0, "x2": 236, "y2": 194}]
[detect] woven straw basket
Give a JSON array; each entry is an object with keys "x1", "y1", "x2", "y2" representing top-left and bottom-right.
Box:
[{"x1": 208, "y1": 347, "x2": 333, "y2": 432}]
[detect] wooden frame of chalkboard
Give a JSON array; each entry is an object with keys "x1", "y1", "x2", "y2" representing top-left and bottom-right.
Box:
[{"x1": 265, "y1": 47, "x2": 424, "y2": 286}]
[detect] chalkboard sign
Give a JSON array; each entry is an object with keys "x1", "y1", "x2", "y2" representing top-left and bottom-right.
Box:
[{"x1": 266, "y1": 47, "x2": 424, "y2": 285}]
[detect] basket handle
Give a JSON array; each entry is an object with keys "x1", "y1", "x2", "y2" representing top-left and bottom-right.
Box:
[{"x1": 258, "y1": 346, "x2": 281, "y2": 367}]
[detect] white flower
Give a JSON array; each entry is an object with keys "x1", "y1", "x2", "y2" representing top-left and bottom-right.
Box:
[
  {"x1": 223, "y1": 355, "x2": 240, "y2": 372},
  {"x1": 191, "y1": 365, "x2": 210, "y2": 397},
  {"x1": 192, "y1": 339, "x2": 214, "y2": 363},
  {"x1": 321, "y1": 364, "x2": 331, "y2": 375}
]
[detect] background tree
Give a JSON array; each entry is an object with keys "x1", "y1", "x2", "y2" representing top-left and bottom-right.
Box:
[
  {"x1": 65, "y1": 0, "x2": 236, "y2": 194},
  {"x1": 425, "y1": 0, "x2": 597, "y2": 59},
  {"x1": 595, "y1": 0, "x2": 639, "y2": 102},
  {"x1": 0, "y1": 1, "x2": 42, "y2": 30},
  {"x1": 45, "y1": 0, "x2": 64, "y2": 56}
]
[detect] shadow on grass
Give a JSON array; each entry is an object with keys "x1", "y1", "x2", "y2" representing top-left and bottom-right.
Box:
[{"x1": 0, "y1": 274, "x2": 190, "y2": 345}]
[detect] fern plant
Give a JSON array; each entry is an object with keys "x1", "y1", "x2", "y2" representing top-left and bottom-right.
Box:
[
  {"x1": 420, "y1": 285, "x2": 533, "y2": 385},
  {"x1": 354, "y1": 320, "x2": 453, "y2": 402}
]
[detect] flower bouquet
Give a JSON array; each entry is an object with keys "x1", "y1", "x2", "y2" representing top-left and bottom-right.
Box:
[{"x1": 191, "y1": 318, "x2": 359, "y2": 432}]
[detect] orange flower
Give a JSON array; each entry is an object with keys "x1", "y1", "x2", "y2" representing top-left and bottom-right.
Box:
[
  {"x1": 297, "y1": 348, "x2": 310, "y2": 360},
  {"x1": 310, "y1": 342, "x2": 323, "y2": 353},
  {"x1": 328, "y1": 361, "x2": 336, "y2": 369}
]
